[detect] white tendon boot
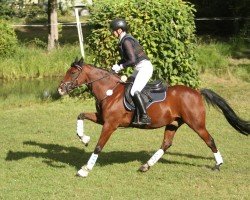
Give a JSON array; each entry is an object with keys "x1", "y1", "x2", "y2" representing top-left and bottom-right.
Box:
[
  {"x1": 77, "y1": 153, "x2": 98, "y2": 178},
  {"x1": 212, "y1": 150, "x2": 223, "y2": 171},
  {"x1": 77, "y1": 166, "x2": 90, "y2": 178},
  {"x1": 147, "y1": 149, "x2": 164, "y2": 167},
  {"x1": 140, "y1": 149, "x2": 164, "y2": 172},
  {"x1": 77, "y1": 120, "x2": 90, "y2": 145},
  {"x1": 214, "y1": 151, "x2": 223, "y2": 166}
]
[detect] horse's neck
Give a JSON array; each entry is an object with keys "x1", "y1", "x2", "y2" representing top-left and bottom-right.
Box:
[{"x1": 85, "y1": 65, "x2": 120, "y2": 101}]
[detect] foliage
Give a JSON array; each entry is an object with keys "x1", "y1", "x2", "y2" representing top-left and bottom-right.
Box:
[
  {"x1": 240, "y1": 20, "x2": 250, "y2": 37},
  {"x1": 186, "y1": 0, "x2": 249, "y2": 17},
  {"x1": 0, "y1": 20, "x2": 18, "y2": 57},
  {"x1": 0, "y1": 0, "x2": 46, "y2": 20},
  {"x1": 0, "y1": 0, "x2": 85, "y2": 20},
  {"x1": 0, "y1": 0, "x2": 15, "y2": 20},
  {"x1": 87, "y1": 0, "x2": 200, "y2": 88},
  {"x1": 0, "y1": 43, "x2": 91, "y2": 80}
]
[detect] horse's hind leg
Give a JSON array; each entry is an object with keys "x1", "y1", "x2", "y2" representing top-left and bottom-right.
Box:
[
  {"x1": 195, "y1": 127, "x2": 223, "y2": 170},
  {"x1": 139, "y1": 121, "x2": 181, "y2": 172},
  {"x1": 185, "y1": 113, "x2": 223, "y2": 170}
]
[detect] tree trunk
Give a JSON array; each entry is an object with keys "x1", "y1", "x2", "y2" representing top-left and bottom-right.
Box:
[{"x1": 47, "y1": 0, "x2": 58, "y2": 51}]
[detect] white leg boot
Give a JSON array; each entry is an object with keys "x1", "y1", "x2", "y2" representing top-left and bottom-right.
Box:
[{"x1": 77, "y1": 120, "x2": 90, "y2": 146}]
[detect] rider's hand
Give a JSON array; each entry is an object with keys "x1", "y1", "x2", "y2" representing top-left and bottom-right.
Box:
[{"x1": 112, "y1": 64, "x2": 123, "y2": 73}]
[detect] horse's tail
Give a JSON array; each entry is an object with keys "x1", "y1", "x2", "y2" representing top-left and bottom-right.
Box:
[{"x1": 200, "y1": 88, "x2": 249, "y2": 136}]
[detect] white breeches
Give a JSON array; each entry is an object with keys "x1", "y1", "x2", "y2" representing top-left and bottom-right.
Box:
[{"x1": 130, "y1": 60, "x2": 153, "y2": 96}]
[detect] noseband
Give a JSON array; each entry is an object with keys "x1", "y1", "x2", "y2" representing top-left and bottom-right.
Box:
[{"x1": 60, "y1": 64, "x2": 83, "y2": 93}]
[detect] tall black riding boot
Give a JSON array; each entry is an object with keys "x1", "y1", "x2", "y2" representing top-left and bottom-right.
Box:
[{"x1": 133, "y1": 91, "x2": 151, "y2": 125}]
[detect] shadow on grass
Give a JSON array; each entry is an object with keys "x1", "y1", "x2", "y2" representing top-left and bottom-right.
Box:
[{"x1": 5, "y1": 141, "x2": 214, "y2": 170}]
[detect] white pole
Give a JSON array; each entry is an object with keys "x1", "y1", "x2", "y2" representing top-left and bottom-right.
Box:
[{"x1": 74, "y1": 8, "x2": 85, "y2": 58}]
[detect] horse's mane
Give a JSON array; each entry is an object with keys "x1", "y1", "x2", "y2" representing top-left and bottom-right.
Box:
[{"x1": 71, "y1": 57, "x2": 121, "y2": 81}]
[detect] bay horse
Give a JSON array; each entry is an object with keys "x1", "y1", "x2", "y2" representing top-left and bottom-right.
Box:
[{"x1": 58, "y1": 58, "x2": 249, "y2": 178}]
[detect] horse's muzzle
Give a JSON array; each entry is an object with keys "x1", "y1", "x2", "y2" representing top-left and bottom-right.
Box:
[
  {"x1": 58, "y1": 82, "x2": 74, "y2": 96},
  {"x1": 58, "y1": 87, "x2": 66, "y2": 96}
]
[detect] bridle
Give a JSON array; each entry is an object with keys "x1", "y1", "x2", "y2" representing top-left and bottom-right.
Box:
[
  {"x1": 59, "y1": 65, "x2": 84, "y2": 94},
  {"x1": 60, "y1": 65, "x2": 121, "y2": 100}
]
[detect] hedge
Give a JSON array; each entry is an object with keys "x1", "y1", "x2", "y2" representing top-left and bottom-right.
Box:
[{"x1": 87, "y1": 0, "x2": 200, "y2": 87}]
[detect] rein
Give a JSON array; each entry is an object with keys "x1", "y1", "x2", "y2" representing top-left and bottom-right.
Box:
[
  {"x1": 62, "y1": 65, "x2": 122, "y2": 102},
  {"x1": 84, "y1": 70, "x2": 121, "y2": 102},
  {"x1": 85, "y1": 74, "x2": 111, "y2": 86}
]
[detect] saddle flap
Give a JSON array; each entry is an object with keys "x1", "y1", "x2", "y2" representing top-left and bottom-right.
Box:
[{"x1": 124, "y1": 80, "x2": 167, "y2": 111}]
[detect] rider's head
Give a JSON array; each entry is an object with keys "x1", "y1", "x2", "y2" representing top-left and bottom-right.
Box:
[{"x1": 110, "y1": 18, "x2": 128, "y2": 37}]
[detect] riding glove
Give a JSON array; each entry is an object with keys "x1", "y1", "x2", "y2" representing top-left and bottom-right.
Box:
[{"x1": 112, "y1": 64, "x2": 123, "y2": 73}]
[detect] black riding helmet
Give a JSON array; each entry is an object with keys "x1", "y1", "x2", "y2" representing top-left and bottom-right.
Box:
[{"x1": 110, "y1": 18, "x2": 128, "y2": 32}]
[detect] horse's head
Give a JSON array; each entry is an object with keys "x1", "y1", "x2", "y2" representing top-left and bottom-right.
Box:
[{"x1": 58, "y1": 57, "x2": 87, "y2": 96}]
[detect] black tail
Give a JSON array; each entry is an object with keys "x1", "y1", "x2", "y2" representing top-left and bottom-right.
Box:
[{"x1": 201, "y1": 89, "x2": 249, "y2": 136}]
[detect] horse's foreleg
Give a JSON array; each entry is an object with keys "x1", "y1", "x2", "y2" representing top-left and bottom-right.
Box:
[
  {"x1": 77, "y1": 112, "x2": 102, "y2": 146},
  {"x1": 139, "y1": 123, "x2": 179, "y2": 172},
  {"x1": 77, "y1": 123, "x2": 117, "y2": 178}
]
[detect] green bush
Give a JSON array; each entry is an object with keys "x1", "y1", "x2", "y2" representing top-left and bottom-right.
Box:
[
  {"x1": 87, "y1": 0, "x2": 199, "y2": 87},
  {"x1": 0, "y1": 0, "x2": 46, "y2": 20},
  {"x1": 0, "y1": 20, "x2": 18, "y2": 57},
  {"x1": 0, "y1": 0, "x2": 15, "y2": 20}
]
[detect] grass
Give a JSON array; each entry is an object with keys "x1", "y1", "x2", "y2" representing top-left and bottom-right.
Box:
[
  {"x1": 0, "y1": 44, "x2": 92, "y2": 80},
  {"x1": 195, "y1": 37, "x2": 250, "y2": 82},
  {"x1": 0, "y1": 75, "x2": 249, "y2": 200}
]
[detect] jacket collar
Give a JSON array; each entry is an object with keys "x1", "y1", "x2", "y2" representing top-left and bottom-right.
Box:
[{"x1": 119, "y1": 32, "x2": 127, "y2": 41}]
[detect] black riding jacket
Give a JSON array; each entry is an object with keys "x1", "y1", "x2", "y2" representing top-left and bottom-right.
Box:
[{"x1": 118, "y1": 34, "x2": 149, "y2": 68}]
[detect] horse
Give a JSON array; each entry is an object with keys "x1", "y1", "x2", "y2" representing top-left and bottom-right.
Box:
[{"x1": 58, "y1": 58, "x2": 249, "y2": 178}]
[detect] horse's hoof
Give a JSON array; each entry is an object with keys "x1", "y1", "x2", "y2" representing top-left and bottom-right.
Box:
[
  {"x1": 138, "y1": 163, "x2": 150, "y2": 172},
  {"x1": 77, "y1": 135, "x2": 90, "y2": 147},
  {"x1": 212, "y1": 164, "x2": 222, "y2": 171},
  {"x1": 76, "y1": 166, "x2": 89, "y2": 178}
]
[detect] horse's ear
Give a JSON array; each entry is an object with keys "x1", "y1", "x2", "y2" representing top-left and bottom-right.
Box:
[
  {"x1": 74, "y1": 57, "x2": 78, "y2": 63},
  {"x1": 79, "y1": 57, "x2": 84, "y2": 65}
]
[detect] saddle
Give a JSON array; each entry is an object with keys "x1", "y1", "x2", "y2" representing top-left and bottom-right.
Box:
[{"x1": 124, "y1": 80, "x2": 167, "y2": 111}]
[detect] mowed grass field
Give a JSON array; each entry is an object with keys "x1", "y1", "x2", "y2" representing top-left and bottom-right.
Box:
[{"x1": 0, "y1": 75, "x2": 249, "y2": 200}]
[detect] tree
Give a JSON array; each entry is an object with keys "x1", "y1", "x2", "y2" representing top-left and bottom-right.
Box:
[{"x1": 47, "y1": 0, "x2": 58, "y2": 51}]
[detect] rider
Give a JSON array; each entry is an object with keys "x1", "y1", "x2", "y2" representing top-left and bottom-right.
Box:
[{"x1": 110, "y1": 18, "x2": 153, "y2": 125}]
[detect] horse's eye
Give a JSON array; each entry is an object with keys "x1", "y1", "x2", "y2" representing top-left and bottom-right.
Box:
[{"x1": 71, "y1": 71, "x2": 77, "y2": 75}]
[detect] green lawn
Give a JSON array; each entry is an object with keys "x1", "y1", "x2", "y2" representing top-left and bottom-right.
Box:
[{"x1": 0, "y1": 76, "x2": 249, "y2": 200}]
